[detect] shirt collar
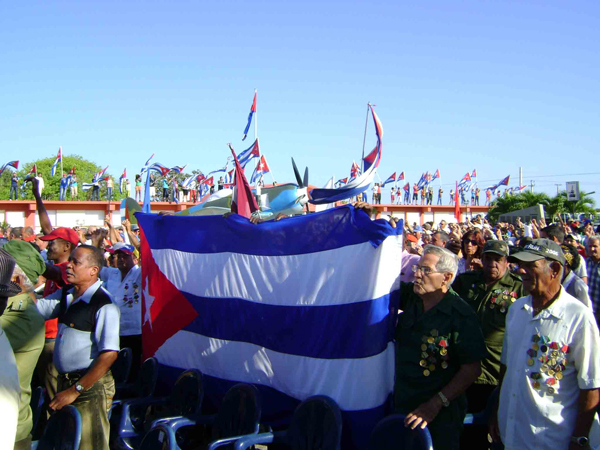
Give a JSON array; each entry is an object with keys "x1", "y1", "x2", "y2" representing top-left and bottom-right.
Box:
[
  {"x1": 521, "y1": 287, "x2": 567, "y2": 320},
  {"x1": 68, "y1": 279, "x2": 103, "y2": 304}
]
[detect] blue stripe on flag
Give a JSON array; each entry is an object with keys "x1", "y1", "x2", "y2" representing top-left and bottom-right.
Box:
[
  {"x1": 137, "y1": 205, "x2": 401, "y2": 255},
  {"x1": 157, "y1": 364, "x2": 392, "y2": 450},
  {"x1": 181, "y1": 292, "x2": 395, "y2": 359}
]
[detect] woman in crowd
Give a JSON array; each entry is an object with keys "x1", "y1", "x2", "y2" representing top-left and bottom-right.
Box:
[{"x1": 457, "y1": 229, "x2": 484, "y2": 274}]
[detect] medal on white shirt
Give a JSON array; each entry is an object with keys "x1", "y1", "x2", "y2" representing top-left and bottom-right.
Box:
[{"x1": 528, "y1": 332, "x2": 569, "y2": 394}]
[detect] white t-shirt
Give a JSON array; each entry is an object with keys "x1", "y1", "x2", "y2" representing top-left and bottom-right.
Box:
[
  {"x1": 100, "y1": 266, "x2": 142, "y2": 336},
  {"x1": 499, "y1": 288, "x2": 600, "y2": 449},
  {"x1": 0, "y1": 325, "x2": 20, "y2": 448}
]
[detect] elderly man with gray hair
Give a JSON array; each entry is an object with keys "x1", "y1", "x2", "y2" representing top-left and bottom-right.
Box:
[{"x1": 394, "y1": 244, "x2": 487, "y2": 450}]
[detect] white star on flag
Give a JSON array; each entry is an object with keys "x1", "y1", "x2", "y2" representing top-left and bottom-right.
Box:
[{"x1": 143, "y1": 277, "x2": 155, "y2": 330}]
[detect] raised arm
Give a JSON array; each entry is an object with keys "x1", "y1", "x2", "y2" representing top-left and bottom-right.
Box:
[{"x1": 29, "y1": 177, "x2": 53, "y2": 234}]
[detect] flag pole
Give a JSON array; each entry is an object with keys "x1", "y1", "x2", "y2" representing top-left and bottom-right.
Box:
[
  {"x1": 361, "y1": 103, "x2": 370, "y2": 173},
  {"x1": 254, "y1": 89, "x2": 258, "y2": 141}
]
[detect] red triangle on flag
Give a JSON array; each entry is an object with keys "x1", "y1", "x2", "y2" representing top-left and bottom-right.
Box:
[{"x1": 140, "y1": 226, "x2": 199, "y2": 359}]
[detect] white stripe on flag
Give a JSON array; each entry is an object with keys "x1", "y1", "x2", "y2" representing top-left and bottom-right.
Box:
[
  {"x1": 151, "y1": 235, "x2": 402, "y2": 307},
  {"x1": 155, "y1": 331, "x2": 395, "y2": 411}
]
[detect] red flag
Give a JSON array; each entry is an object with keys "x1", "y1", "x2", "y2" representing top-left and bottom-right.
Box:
[
  {"x1": 454, "y1": 181, "x2": 462, "y2": 222},
  {"x1": 399, "y1": 171, "x2": 405, "y2": 180},
  {"x1": 229, "y1": 143, "x2": 259, "y2": 218},
  {"x1": 68, "y1": 166, "x2": 76, "y2": 175},
  {"x1": 28, "y1": 165, "x2": 38, "y2": 175},
  {"x1": 203, "y1": 176, "x2": 214, "y2": 187}
]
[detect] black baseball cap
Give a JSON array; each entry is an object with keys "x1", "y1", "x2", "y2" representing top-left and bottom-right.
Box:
[{"x1": 509, "y1": 238, "x2": 566, "y2": 265}]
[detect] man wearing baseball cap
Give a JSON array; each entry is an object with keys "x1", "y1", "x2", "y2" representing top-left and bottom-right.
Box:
[
  {"x1": 490, "y1": 239, "x2": 600, "y2": 449},
  {"x1": 35, "y1": 227, "x2": 81, "y2": 405},
  {"x1": 25, "y1": 177, "x2": 85, "y2": 408},
  {"x1": 99, "y1": 242, "x2": 142, "y2": 379},
  {"x1": 453, "y1": 240, "x2": 525, "y2": 448}
]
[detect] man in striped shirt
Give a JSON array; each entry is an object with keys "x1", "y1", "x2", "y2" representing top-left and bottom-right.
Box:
[{"x1": 586, "y1": 236, "x2": 600, "y2": 323}]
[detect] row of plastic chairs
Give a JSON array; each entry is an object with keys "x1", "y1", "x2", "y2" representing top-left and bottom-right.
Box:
[
  {"x1": 132, "y1": 368, "x2": 433, "y2": 450},
  {"x1": 30, "y1": 351, "x2": 435, "y2": 450}
]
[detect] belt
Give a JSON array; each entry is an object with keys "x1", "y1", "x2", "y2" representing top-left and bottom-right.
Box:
[{"x1": 59, "y1": 369, "x2": 87, "y2": 380}]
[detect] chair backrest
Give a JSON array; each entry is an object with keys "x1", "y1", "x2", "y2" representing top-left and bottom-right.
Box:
[
  {"x1": 170, "y1": 369, "x2": 204, "y2": 416},
  {"x1": 286, "y1": 395, "x2": 343, "y2": 450},
  {"x1": 137, "y1": 357, "x2": 159, "y2": 398},
  {"x1": 368, "y1": 414, "x2": 433, "y2": 450},
  {"x1": 112, "y1": 347, "x2": 133, "y2": 384},
  {"x1": 30, "y1": 385, "x2": 45, "y2": 437},
  {"x1": 37, "y1": 405, "x2": 82, "y2": 450},
  {"x1": 139, "y1": 426, "x2": 174, "y2": 450},
  {"x1": 212, "y1": 383, "x2": 261, "y2": 442}
]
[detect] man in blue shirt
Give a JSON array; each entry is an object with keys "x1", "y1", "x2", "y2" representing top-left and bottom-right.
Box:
[
  {"x1": 36, "y1": 245, "x2": 119, "y2": 450},
  {"x1": 59, "y1": 173, "x2": 69, "y2": 201},
  {"x1": 9, "y1": 174, "x2": 19, "y2": 201}
]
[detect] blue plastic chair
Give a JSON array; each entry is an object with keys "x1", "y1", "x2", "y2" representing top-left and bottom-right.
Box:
[
  {"x1": 32, "y1": 405, "x2": 82, "y2": 450},
  {"x1": 113, "y1": 356, "x2": 159, "y2": 403},
  {"x1": 234, "y1": 395, "x2": 342, "y2": 450},
  {"x1": 150, "y1": 383, "x2": 262, "y2": 450},
  {"x1": 112, "y1": 369, "x2": 204, "y2": 450},
  {"x1": 30, "y1": 385, "x2": 46, "y2": 439},
  {"x1": 139, "y1": 425, "x2": 175, "y2": 450},
  {"x1": 368, "y1": 414, "x2": 433, "y2": 450},
  {"x1": 112, "y1": 347, "x2": 133, "y2": 385}
]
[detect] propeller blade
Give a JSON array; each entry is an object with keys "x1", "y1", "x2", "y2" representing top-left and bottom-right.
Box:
[
  {"x1": 291, "y1": 158, "x2": 303, "y2": 187},
  {"x1": 303, "y1": 167, "x2": 309, "y2": 188}
]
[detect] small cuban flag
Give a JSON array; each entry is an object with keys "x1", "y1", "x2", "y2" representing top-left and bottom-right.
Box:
[
  {"x1": 51, "y1": 147, "x2": 62, "y2": 176},
  {"x1": 381, "y1": 172, "x2": 396, "y2": 188}
]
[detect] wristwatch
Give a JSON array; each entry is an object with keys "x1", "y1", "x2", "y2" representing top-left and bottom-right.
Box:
[
  {"x1": 74, "y1": 383, "x2": 85, "y2": 394},
  {"x1": 437, "y1": 391, "x2": 450, "y2": 407},
  {"x1": 571, "y1": 436, "x2": 589, "y2": 447}
]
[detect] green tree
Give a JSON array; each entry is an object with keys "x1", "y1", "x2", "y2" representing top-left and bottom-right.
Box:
[
  {"x1": 487, "y1": 191, "x2": 551, "y2": 222},
  {"x1": 0, "y1": 155, "x2": 127, "y2": 202},
  {"x1": 552, "y1": 190, "x2": 596, "y2": 217}
]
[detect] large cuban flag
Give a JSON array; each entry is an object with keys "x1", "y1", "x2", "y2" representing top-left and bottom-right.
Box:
[{"x1": 136, "y1": 205, "x2": 402, "y2": 449}]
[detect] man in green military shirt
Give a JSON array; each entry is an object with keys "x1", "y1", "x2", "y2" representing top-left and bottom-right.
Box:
[
  {"x1": 452, "y1": 240, "x2": 525, "y2": 446},
  {"x1": 396, "y1": 245, "x2": 488, "y2": 450},
  {"x1": 0, "y1": 240, "x2": 47, "y2": 449}
]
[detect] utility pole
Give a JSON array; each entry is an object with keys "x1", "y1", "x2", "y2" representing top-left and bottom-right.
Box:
[
  {"x1": 555, "y1": 184, "x2": 561, "y2": 195},
  {"x1": 530, "y1": 180, "x2": 535, "y2": 193},
  {"x1": 519, "y1": 167, "x2": 523, "y2": 188}
]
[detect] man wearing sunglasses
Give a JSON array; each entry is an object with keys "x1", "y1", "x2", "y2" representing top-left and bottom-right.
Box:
[{"x1": 395, "y1": 245, "x2": 487, "y2": 450}]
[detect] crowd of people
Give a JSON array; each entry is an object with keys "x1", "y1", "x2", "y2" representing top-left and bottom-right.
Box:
[
  {"x1": 7, "y1": 170, "x2": 236, "y2": 204},
  {"x1": 391, "y1": 207, "x2": 600, "y2": 449},
  {"x1": 1, "y1": 176, "x2": 600, "y2": 449}
]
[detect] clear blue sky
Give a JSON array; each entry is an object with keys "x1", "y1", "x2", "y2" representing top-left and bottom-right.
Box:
[{"x1": 1, "y1": 1, "x2": 599, "y2": 203}]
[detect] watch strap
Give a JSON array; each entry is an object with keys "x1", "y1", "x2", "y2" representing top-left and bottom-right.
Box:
[{"x1": 437, "y1": 391, "x2": 450, "y2": 407}]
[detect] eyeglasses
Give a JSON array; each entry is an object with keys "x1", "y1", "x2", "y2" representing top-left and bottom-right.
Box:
[{"x1": 412, "y1": 265, "x2": 444, "y2": 276}]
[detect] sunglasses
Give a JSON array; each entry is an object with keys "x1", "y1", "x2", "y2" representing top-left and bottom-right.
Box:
[{"x1": 465, "y1": 239, "x2": 479, "y2": 246}]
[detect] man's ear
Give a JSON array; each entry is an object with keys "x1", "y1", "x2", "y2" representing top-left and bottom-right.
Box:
[{"x1": 550, "y1": 261, "x2": 562, "y2": 278}]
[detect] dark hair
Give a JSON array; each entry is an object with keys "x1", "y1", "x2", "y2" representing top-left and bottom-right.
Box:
[
  {"x1": 541, "y1": 224, "x2": 565, "y2": 244},
  {"x1": 433, "y1": 231, "x2": 450, "y2": 245},
  {"x1": 445, "y1": 240, "x2": 461, "y2": 256},
  {"x1": 461, "y1": 229, "x2": 485, "y2": 258},
  {"x1": 78, "y1": 245, "x2": 106, "y2": 269}
]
